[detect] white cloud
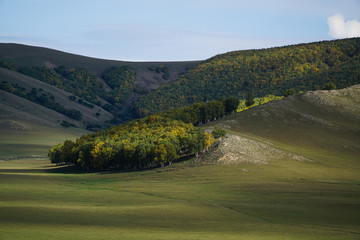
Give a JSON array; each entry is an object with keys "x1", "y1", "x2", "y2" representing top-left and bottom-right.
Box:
[{"x1": 328, "y1": 13, "x2": 360, "y2": 38}]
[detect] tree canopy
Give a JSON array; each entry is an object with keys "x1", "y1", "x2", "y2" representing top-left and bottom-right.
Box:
[{"x1": 49, "y1": 115, "x2": 218, "y2": 171}]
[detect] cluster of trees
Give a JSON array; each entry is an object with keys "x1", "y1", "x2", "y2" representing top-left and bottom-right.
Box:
[
  {"x1": 49, "y1": 116, "x2": 222, "y2": 171},
  {"x1": 134, "y1": 38, "x2": 360, "y2": 115},
  {"x1": 159, "y1": 97, "x2": 239, "y2": 125},
  {"x1": 0, "y1": 82, "x2": 82, "y2": 120}
]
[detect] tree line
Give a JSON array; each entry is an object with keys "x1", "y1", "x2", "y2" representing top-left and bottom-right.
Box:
[{"x1": 159, "y1": 97, "x2": 239, "y2": 125}]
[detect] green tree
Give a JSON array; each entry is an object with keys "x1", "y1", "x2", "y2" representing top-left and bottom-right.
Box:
[
  {"x1": 212, "y1": 126, "x2": 227, "y2": 138},
  {"x1": 284, "y1": 88, "x2": 296, "y2": 97},
  {"x1": 323, "y1": 82, "x2": 336, "y2": 90},
  {"x1": 245, "y1": 93, "x2": 254, "y2": 107},
  {"x1": 48, "y1": 144, "x2": 63, "y2": 164},
  {"x1": 223, "y1": 97, "x2": 239, "y2": 114}
]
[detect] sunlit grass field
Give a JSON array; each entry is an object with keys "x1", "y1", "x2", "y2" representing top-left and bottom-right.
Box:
[{"x1": 1, "y1": 155, "x2": 359, "y2": 240}]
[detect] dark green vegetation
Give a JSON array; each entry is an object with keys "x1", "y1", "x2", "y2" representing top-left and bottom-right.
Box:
[
  {"x1": 49, "y1": 116, "x2": 215, "y2": 171},
  {"x1": 284, "y1": 88, "x2": 296, "y2": 97},
  {"x1": 134, "y1": 38, "x2": 360, "y2": 115},
  {"x1": 160, "y1": 97, "x2": 239, "y2": 125},
  {"x1": 323, "y1": 81, "x2": 337, "y2": 90},
  {"x1": 1, "y1": 86, "x2": 360, "y2": 239}
]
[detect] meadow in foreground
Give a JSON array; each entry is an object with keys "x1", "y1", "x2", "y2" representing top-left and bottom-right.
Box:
[{"x1": 1, "y1": 155, "x2": 359, "y2": 240}]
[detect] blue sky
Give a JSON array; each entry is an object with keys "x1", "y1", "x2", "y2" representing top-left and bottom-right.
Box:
[{"x1": 1, "y1": 0, "x2": 360, "y2": 61}]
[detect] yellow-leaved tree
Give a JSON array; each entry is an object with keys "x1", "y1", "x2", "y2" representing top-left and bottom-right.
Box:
[{"x1": 204, "y1": 132, "x2": 215, "y2": 151}]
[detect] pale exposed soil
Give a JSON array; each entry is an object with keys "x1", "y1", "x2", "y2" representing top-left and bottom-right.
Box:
[{"x1": 199, "y1": 134, "x2": 310, "y2": 165}]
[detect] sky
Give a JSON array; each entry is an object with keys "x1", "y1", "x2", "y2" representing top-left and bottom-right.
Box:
[{"x1": 1, "y1": 0, "x2": 360, "y2": 61}]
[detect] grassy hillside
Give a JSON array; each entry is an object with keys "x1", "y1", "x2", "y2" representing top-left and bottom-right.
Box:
[
  {"x1": 134, "y1": 38, "x2": 360, "y2": 115},
  {"x1": 0, "y1": 68, "x2": 113, "y2": 128},
  {"x1": 0, "y1": 86, "x2": 359, "y2": 239},
  {"x1": 202, "y1": 84, "x2": 360, "y2": 169},
  {"x1": 0, "y1": 43, "x2": 199, "y2": 123}
]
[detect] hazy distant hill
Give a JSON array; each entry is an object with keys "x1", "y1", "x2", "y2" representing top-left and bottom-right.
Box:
[
  {"x1": 0, "y1": 43, "x2": 199, "y2": 83},
  {"x1": 0, "y1": 43, "x2": 199, "y2": 125},
  {"x1": 134, "y1": 38, "x2": 360, "y2": 116}
]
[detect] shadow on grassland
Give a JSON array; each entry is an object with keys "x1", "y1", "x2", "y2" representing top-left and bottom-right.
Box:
[
  {"x1": 0, "y1": 163, "x2": 86, "y2": 174},
  {"x1": 0, "y1": 154, "x2": 197, "y2": 175}
]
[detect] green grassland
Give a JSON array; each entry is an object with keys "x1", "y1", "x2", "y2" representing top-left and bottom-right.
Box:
[
  {"x1": 1, "y1": 86, "x2": 359, "y2": 239},
  {"x1": 0, "y1": 157, "x2": 359, "y2": 240},
  {"x1": 0, "y1": 119, "x2": 89, "y2": 159}
]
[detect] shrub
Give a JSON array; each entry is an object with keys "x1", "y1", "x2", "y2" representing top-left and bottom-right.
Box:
[
  {"x1": 284, "y1": 88, "x2": 296, "y2": 97},
  {"x1": 212, "y1": 125, "x2": 227, "y2": 138},
  {"x1": 323, "y1": 82, "x2": 336, "y2": 90}
]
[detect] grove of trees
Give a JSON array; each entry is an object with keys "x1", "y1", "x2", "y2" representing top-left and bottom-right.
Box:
[{"x1": 49, "y1": 115, "x2": 219, "y2": 171}]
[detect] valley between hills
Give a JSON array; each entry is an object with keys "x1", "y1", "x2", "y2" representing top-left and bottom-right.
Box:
[{"x1": 0, "y1": 39, "x2": 360, "y2": 239}]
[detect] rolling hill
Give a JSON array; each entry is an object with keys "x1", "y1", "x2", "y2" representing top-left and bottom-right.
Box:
[
  {"x1": 202, "y1": 84, "x2": 360, "y2": 166},
  {"x1": 134, "y1": 38, "x2": 360, "y2": 115},
  {"x1": 1, "y1": 39, "x2": 359, "y2": 129},
  {"x1": 1, "y1": 85, "x2": 359, "y2": 240}
]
